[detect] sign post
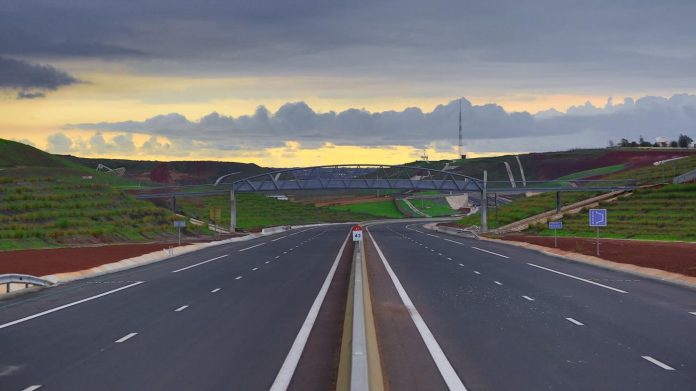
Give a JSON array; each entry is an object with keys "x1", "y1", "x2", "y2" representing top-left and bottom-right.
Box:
[
  {"x1": 352, "y1": 225, "x2": 363, "y2": 242},
  {"x1": 174, "y1": 220, "x2": 186, "y2": 246},
  {"x1": 588, "y1": 209, "x2": 607, "y2": 256},
  {"x1": 548, "y1": 221, "x2": 563, "y2": 248}
]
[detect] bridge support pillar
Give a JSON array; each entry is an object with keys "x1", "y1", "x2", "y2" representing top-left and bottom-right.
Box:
[
  {"x1": 556, "y1": 191, "x2": 562, "y2": 213},
  {"x1": 480, "y1": 170, "x2": 488, "y2": 233},
  {"x1": 230, "y1": 189, "x2": 237, "y2": 232}
]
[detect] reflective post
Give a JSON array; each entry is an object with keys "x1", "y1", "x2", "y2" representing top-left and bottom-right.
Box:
[
  {"x1": 480, "y1": 170, "x2": 488, "y2": 233},
  {"x1": 230, "y1": 189, "x2": 237, "y2": 232}
]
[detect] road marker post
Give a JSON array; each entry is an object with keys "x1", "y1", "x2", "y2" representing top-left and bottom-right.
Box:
[
  {"x1": 352, "y1": 225, "x2": 363, "y2": 242},
  {"x1": 173, "y1": 220, "x2": 186, "y2": 246},
  {"x1": 589, "y1": 209, "x2": 607, "y2": 256},
  {"x1": 549, "y1": 221, "x2": 563, "y2": 248}
]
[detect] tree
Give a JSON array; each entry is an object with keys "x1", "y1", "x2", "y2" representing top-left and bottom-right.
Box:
[
  {"x1": 639, "y1": 136, "x2": 651, "y2": 147},
  {"x1": 670, "y1": 141, "x2": 679, "y2": 148},
  {"x1": 678, "y1": 134, "x2": 693, "y2": 148},
  {"x1": 619, "y1": 138, "x2": 630, "y2": 147},
  {"x1": 608, "y1": 140, "x2": 615, "y2": 148}
]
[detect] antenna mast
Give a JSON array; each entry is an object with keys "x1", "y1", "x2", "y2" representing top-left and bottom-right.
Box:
[{"x1": 458, "y1": 98, "x2": 463, "y2": 159}]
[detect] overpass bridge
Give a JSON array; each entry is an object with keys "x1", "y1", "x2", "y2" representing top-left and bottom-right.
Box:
[{"x1": 133, "y1": 164, "x2": 638, "y2": 232}]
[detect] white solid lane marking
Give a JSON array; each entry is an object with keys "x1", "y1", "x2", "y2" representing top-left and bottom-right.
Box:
[
  {"x1": 175, "y1": 305, "x2": 189, "y2": 312},
  {"x1": 22, "y1": 386, "x2": 42, "y2": 391},
  {"x1": 565, "y1": 317, "x2": 584, "y2": 326},
  {"x1": 271, "y1": 235, "x2": 288, "y2": 242},
  {"x1": 474, "y1": 271, "x2": 481, "y2": 275},
  {"x1": 0, "y1": 281, "x2": 144, "y2": 330},
  {"x1": 172, "y1": 255, "x2": 228, "y2": 273},
  {"x1": 239, "y1": 242, "x2": 267, "y2": 252},
  {"x1": 527, "y1": 263, "x2": 628, "y2": 294},
  {"x1": 642, "y1": 356, "x2": 675, "y2": 370},
  {"x1": 235, "y1": 276, "x2": 243, "y2": 280},
  {"x1": 115, "y1": 332, "x2": 138, "y2": 343},
  {"x1": 370, "y1": 228, "x2": 468, "y2": 391},
  {"x1": 211, "y1": 288, "x2": 221, "y2": 293},
  {"x1": 522, "y1": 295, "x2": 535, "y2": 301},
  {"x1": 252, "y1": 267, "x2": 258, "y2": 271},
  {"x1": 270, "y1": 232, "x2": 350, "y2": 391},
  {"x1": 471, "y1": 246, "x2": 509, "y2": 259},
  {"x1": 494, "y1": 281, "x2": 503, "y2": 285}
]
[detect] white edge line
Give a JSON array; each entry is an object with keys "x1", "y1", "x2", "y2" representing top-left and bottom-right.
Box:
[
  {"x1": 471, "y1": 246, "x2": 510, "y2": 259},
  {"x1": 527, "y1": 263, "x2": 628, "y2": 294},
  {"x1": 369, "y1": 227, "x2": 468, "y2": 391},
  {"x1": 270, "y1": 232, "x2": 350, "y2": 391},
  {"x1": 642, "y1": 356, "x2": 676, "y2": 370},
  {"x1": 565, "y1": 317, "x2": 584, "y2": 326},
  {"x1": 172, "y1": 254, "x2": 229, "y2": 273},
  {"x1": 239, "y1": 242, "x2": 267, "y2": 252},
  {"x1": 115, "y1": 332, "x2": 138, "y2": 343},
  {"x1": 0, "y1": 281, "x2": 144, "y2": 330},
  {"x1": 22, "y1": 386, "x2": 42, "y2": 391}
]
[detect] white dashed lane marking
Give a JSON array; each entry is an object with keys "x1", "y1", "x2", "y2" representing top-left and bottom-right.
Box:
[
  {"x1": 565, "y1": 317, "x2": 584, "y2": 326},
  {"x1": 211, "y1": 288, "x2": 221, "y2": 293},
  {"x1": 642, "y1": 356, "x2": 676, "y2": 370},
  {"x1": 115, "y1": 333, "x2": 138, "y2": 343},
  {"x1": 175, "y1": 305, "x2": 189, "y2": 312},
  {"x1": 522, "y1": 295, "x2": 535, "y2": 301}
]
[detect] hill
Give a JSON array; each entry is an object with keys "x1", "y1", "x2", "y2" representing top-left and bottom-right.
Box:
[
  {"x1": 0, "y1": 139, "x2": 79, "y2": 168},
  {"x1": 63, "y1": 156, "x2": 269, "y2": 186}
]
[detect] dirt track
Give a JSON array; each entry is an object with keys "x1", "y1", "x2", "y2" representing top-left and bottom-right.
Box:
[{"x1": 503, "y1": 235, "x2": 696, "y2": 277}]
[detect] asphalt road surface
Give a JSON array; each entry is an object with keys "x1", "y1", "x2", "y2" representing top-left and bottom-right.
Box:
[
  {"x1": 366, "y1": 221, "x2": 696, "y2": 390},
  {"x1": 0, "y1": 225, "x2": 353, "y2": 391}
]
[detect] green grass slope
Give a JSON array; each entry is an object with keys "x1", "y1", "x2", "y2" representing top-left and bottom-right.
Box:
[
  {"x1": 327, "y1": 199, "x2": 405, "y2": 219},
  {"x1": 456, "y1": 192, "x2": 598, "y2": 229},
  {"x1": 178, "y1": 193, "x2": 379, "y2": 231},
  {"x1": 528, "y1": 184, "x2": 696, "y2": 241}
]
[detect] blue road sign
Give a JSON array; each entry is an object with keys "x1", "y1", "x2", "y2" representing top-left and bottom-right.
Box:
[
  {"x1": 589, "y1": 209, "x2": 607, "y2": 227},
  {"x1": 549, "y1": 221, "x2": 563, "y2": 229}
]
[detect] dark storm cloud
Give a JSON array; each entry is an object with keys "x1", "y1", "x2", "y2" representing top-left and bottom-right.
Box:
[
  {"x1": 68, "y1": 94, "x2": 696, "y2": 151},
  {"x1": 16, "y1": 90, "x2": 46, "y2": 99},
  {"x1": 3, "y1": 0, "x2": 696, "y2": 89},
  {"x1": 0, "y1": 57, "x2": 79, "y2": 91}
]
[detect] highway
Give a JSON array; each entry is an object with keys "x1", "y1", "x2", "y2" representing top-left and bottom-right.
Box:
[
  {"x1": 365, "y1": 222, "x2": 696, "y2": 390},
  {"x1": 0, "y1": 225, "x2": 353, "y2": 391},
  {"x1": 2, "y1": 220, "x2": 695, "y2": 390}
]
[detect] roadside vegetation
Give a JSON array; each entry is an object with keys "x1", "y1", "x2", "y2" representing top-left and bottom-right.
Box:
[
  {"x1": 0, "y1": 169, "x2": 206, "y2": 251},
  {"x1": 456, "y1": 192, "x2": 597, "y2": 229},
  {"x1": 603, "y1": 155, "x2": 696, "y2": 184},
  {"x1": 528, "y1": 183, "x2": 696, "y2": 242},
  {"x1": 177, "y1": 193, "x2": 379, "y2": 231}
]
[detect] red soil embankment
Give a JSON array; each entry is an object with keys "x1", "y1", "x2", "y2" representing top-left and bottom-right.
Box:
[{"x1": 503, "y1": 234, "x2": 696, "y2": 277}]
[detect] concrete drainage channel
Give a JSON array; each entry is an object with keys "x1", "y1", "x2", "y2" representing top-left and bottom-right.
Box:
[{"x1": 337, "y1": 234, "x2": 384, "y2": 391}]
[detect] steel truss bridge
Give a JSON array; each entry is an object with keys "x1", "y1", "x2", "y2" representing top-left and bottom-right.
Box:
[{"x1": 133, "y1": 164, "x2": 639, "y2": 232}]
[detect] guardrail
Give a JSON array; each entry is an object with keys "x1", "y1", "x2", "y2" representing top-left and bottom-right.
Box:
[
  {"x1": 673, "y1": 168, "x2": 696, "y2": 184},
  {"x1": 0, "y1": 274, "x2": 52, "y2": 293}
]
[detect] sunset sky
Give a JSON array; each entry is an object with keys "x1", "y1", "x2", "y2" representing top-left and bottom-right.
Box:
[{"x1": 2, "y1": 0, "x2": 696, "y2": 166}]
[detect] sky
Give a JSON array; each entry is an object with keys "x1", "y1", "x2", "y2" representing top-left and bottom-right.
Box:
[{"x1": 1, "y1": 0, "x2": 696, "y2": 166}]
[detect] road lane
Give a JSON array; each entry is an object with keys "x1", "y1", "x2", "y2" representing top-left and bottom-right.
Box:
[
  {"x1": 0, "y1": 225, "x2": 351, "y2": 390},
  {"x1": 368, "y1": 222, "x2": 696, "y2": 390}
]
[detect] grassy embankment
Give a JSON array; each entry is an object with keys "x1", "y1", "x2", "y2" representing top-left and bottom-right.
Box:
[
  {"x1": 177, "y1": 193, "x2": 382, "y2": 231},
  {"x1": 456, "y1": 192, "x2": 597, "y2": 229},
  {"x1": 528, "y1": 183, "x2": 696, "y2": 242},
  {"x1": 327, "y1": 199, "x2": 405, "y2": 219},
  {"x1": 0, "y1": 139, "x2": 210, "y2": 250}
]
